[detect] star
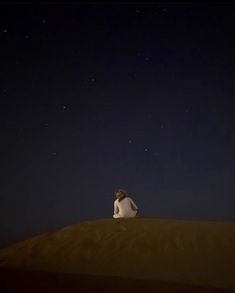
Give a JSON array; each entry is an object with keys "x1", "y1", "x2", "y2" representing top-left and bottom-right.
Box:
[
  {"x1": 52, "y1": 152, "x2": 57, "y2": 156},
  {"x1": 185, "y1": 109, "x2": 189, "y2": 113},
  {"x1": 25, "y1": 35, "x2": 29, "y2": 39},
  {"x1": 3, "y1": 29, "x2": 7, "y2": 33},
  {"x1": 128, "y1": 140, "x2": 132, "y2": 144},
  {"x1": 145, "y1": 57, "x2": 149, "y2": 61},
  {"x1": 42, "y1": 19, "x2": 46, "y2": 24},
  {"x1": 144, "y1": 148, "x2": 148, "y2": 152},
  {"x1": 62, "y1": 105, "x2": 67, "y2": 110},
  {"x1": 91, "y1": 77, "x2": 96, "y2": 82},
  {"x1": 136, "y1": 9, "x2": 140, "y2": 14}
]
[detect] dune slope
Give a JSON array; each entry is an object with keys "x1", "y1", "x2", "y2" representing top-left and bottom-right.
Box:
[{"x1": 0, "y1": 218, "x2": 234, "y2": 291}]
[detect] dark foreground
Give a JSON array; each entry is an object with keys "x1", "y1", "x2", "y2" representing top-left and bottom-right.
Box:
[{"x1": 1, "y1": 268, "x2": 234, "y2": 293}]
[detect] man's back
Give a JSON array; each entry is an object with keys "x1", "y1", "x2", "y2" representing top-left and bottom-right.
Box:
[{"x1": 114, "y1": 197, "x2": 138, "y2": 218}]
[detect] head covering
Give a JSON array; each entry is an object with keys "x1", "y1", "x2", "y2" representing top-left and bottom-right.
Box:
[{"x1": 115, "y1": 189, "x2": 129, "y2": 202}]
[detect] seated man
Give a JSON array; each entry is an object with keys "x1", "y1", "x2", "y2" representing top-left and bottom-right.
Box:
[{"x1": 113, "y1": 189, "x2": 138, "y2": 218}]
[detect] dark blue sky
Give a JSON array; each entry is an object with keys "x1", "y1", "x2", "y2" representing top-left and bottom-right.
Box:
[{"x1": 1, "y1": 3, "x2": 235, "y2": 246}]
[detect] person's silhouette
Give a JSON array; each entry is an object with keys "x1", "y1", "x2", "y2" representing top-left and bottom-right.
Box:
[{"x1": 113, "y1": 189, "x2": 138, "y2": 218}]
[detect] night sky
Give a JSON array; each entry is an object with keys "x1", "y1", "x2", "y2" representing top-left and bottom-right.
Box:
[{"x1": 1, "y1": 3, "x2": 235, "y2": 246}]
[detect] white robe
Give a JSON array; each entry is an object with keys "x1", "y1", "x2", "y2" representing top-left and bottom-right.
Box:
[{"x1": 113, "y1": 197, "x2": 138, "y2": 218}]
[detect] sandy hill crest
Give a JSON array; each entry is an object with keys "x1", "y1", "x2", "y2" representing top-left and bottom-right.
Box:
[{"x1": 0, "y1": 218, "x2": 235, "y2": 291}]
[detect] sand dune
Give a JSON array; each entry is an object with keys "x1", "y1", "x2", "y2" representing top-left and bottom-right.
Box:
[{"x1": 0, "y1": 218, "x2": 235, "y2": 292}]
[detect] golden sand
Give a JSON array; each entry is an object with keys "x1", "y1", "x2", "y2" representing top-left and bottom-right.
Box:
[{"x1": 0, "y1": 218, "x2": 234, "y2": 291}]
